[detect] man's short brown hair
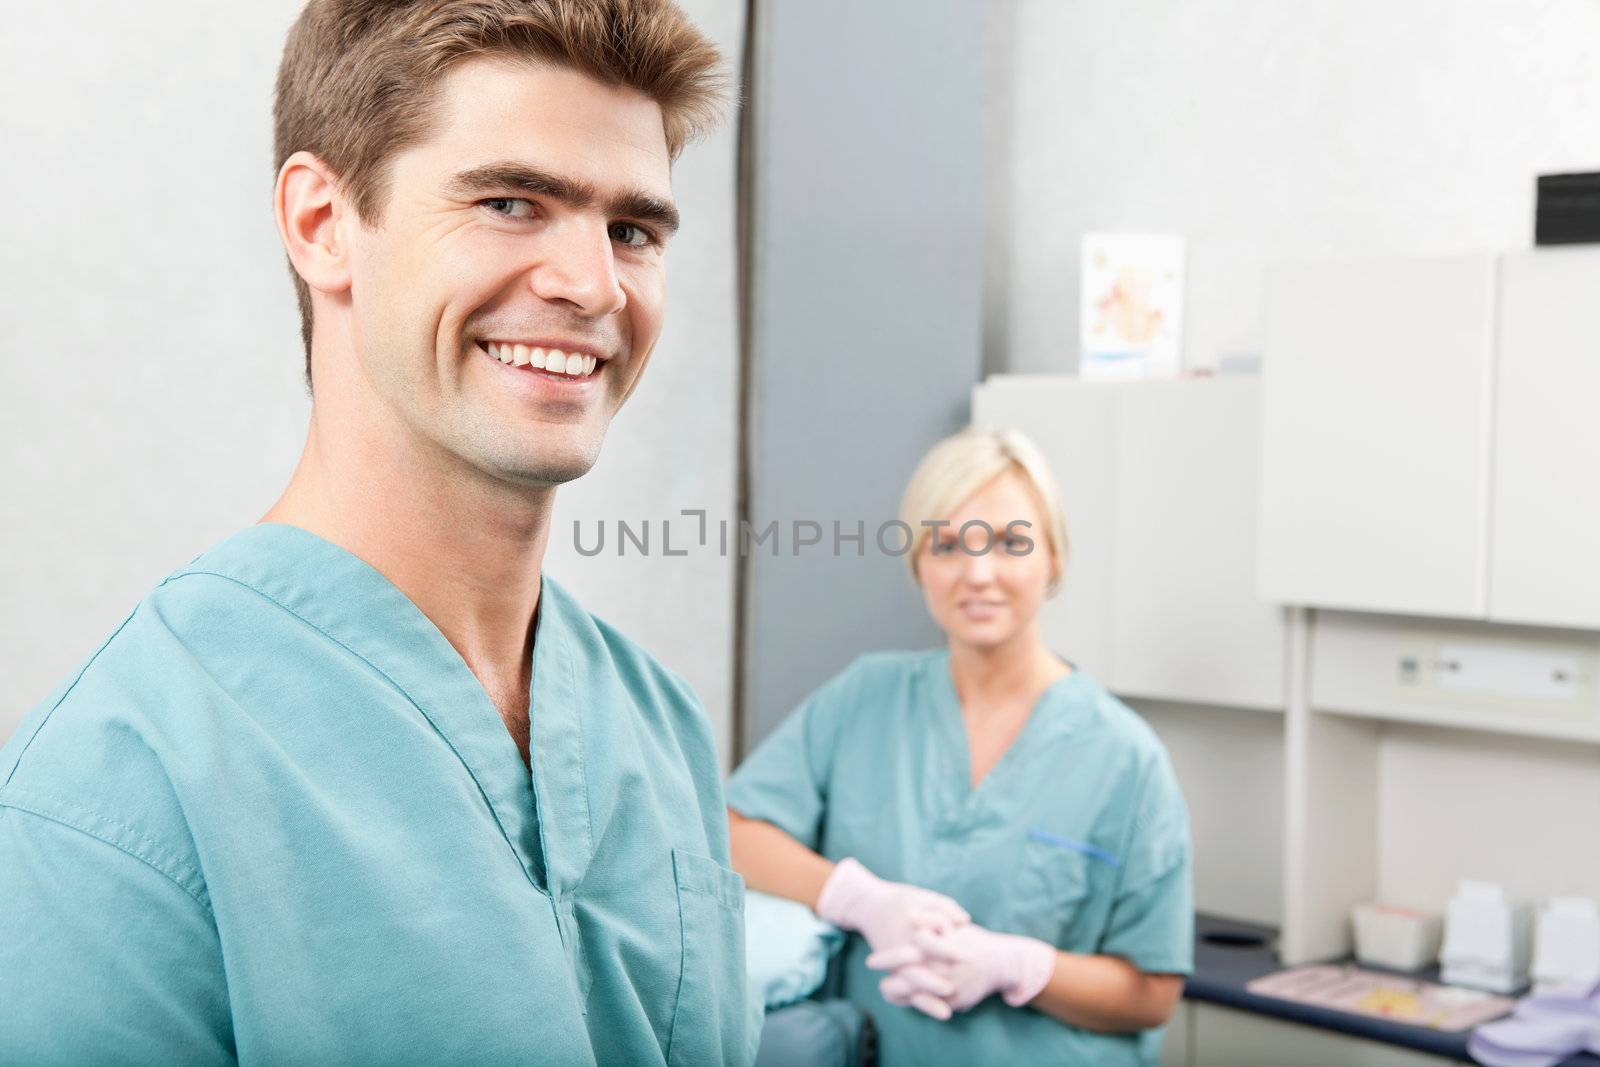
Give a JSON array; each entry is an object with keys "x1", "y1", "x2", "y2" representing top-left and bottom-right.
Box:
[{"x1": 273, "y1": 0, "x2": 728, "y2": 388}]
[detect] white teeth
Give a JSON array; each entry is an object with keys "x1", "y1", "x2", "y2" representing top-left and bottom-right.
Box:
[{"x1": 484, "y1": 342, "x2": 597, "y2": 377}]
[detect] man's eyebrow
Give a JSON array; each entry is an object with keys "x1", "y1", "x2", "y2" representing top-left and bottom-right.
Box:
[{"x1": 445, "y1": 162, "x2": 680, "y2": 237}]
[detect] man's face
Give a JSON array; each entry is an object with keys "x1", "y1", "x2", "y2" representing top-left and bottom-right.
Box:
[{"x1": 343, "y1": 58, "x2": 676, "y2": 488}]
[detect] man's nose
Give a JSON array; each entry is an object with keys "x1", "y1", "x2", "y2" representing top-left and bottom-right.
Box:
[{"x1": 527, "y1": 220, "x2": 627, "y2": 318}]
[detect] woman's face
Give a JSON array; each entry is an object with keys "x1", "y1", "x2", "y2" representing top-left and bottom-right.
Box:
[{"x1": 916, "y1": 471, "x2": 1059, "y2": 654}]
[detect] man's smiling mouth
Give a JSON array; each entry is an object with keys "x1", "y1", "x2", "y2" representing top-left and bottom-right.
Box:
[{"x1": 475, "y1": 340, "x2": 602, "y2": 380}]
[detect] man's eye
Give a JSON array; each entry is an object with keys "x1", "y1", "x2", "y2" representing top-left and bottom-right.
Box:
[
  {"x1": 931, "y1": 540, "x2": 956, "y2": 555},
  {"x1": 483, "y1": 197, "x2": 535, "y2": 219},
  {"x1": 610, "y1": 222, "x2": 655, "y2": 248}
]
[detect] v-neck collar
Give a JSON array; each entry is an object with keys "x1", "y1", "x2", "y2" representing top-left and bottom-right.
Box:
[
  {"x1": 926, "y1": 648, "x2": 1091, "y2": 807},
  {"x1": 168, "y1": 522, "x2": 552, "y2": 892}
]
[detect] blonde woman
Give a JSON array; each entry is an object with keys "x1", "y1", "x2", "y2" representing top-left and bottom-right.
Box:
[{"x1": 727, "y1": 429, "x2": 1192, "y2": 1066}]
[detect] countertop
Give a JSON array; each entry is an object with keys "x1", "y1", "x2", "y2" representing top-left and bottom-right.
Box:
[{"x1": 1185, "y1": 913, "x2": 1600, "y2": 1065}]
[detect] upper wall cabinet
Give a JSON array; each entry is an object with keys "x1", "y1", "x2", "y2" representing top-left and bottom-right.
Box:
[
  {"x1": 1112, "y1": 379, "x2": 1285, "y2": 710},
  {"x1": 1489, "y1": 249, "x2": 1600, "y2": 630},
  {"x1": 1259, "y1": 249, "x2": 1600, "y2": 631},
  {"x1": 1258, "y1": 255, "x2": 1498, "y2": 619},
  {"x1": 974, "y1": 376, "x2": 1285, "y2": 711},
  {"x1": 972, "y1": 377, "x2": 1120, "y2": 683}
]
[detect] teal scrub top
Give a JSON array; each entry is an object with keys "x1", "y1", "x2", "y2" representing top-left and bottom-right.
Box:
[
  {"x1": 0, "y1": 524, "x2": 759, "y2": 1066},
  {"x1": 725, "y1": 650, "x2": 1193, "y2": 1067}
]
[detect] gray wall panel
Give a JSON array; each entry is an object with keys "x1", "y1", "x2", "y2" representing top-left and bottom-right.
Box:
[{"x1": 742, "y1": 0, "x2": 988, "y2": 751}]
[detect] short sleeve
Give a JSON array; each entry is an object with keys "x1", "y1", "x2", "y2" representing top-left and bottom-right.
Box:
[
  {"x1": 1099, "y1": 754, "x2": 1194, "y2": 975},
  {"x1": 0, "y1": 803, "x2": 234, "y2": 1064},
  {"x1": 724, "y1": 662, "x2": 861, "y2": 852}
]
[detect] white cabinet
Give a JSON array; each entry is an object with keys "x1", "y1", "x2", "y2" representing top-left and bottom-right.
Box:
[
  {"x1": 971, "y1": 376, "x2": 1119, "y2": 682},
  {"x1": 1190, "y1": 1005, "x2": 1453, "y2": 1066},
  {"x1": 973, "y1": 376, "x2": 1284, "y2": 710},
  {"x1": 1158, "y1": 1002, "x2": 1191, "y2": 1067},
  {"x1": 1113, "y1": 380, "x2": 1285, "y2": 709},
  {"x1": 1258, "y1": 255, "x2": 1498, "y2": 618},
  {"x1": 1489, "y1": 248, "x2": 1600, "y2": 630},
  {"x1": 1260, "y1": 249, "x2": 1600, "y2": 631}
]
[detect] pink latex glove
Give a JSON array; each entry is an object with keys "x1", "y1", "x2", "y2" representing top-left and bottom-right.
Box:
[
  {"x1": 868, "y1": 921, "x2": 1058, "y2": 1015},
  {"x1": 815, "y1": 858, "x2": 970, "y2": 955},
  {"x1": 872, "y1": 946, "x2": 961, "y2": 1021}
]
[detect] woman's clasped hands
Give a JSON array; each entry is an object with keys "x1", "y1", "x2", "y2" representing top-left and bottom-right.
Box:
[
  {"x1": 816, "y1": 857, "x2": 1057, "y2": 1021},
  {"x1": 869, "y1": 919, "x2": 1059, "y2": 1020}
]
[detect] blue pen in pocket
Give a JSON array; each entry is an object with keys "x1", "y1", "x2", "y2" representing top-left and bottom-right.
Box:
[{"x1": 1027, "y1": 828, "x2": 1122, "y2": 869}]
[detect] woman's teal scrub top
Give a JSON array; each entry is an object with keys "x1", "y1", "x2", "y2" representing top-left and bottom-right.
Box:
[
  {"x1": 725, "y1": 651, "x2": 1193, "y2": 1067},
  {"x1": 0, "y1": 524, "x2": 759, "y2": 1066}
]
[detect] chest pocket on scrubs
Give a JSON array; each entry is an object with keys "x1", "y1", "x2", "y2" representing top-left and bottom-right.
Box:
[
  {"x1": 1010, "y1": 834, "x2": 1097, "y2": 949},
  {"x1": 666, "y1": 848, "x2": 748, "y2": 1067}
]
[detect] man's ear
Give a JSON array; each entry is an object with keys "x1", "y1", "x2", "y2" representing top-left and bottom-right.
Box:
[{"x1": 275, "y1": 150, "x2": 354, "y2": 298}]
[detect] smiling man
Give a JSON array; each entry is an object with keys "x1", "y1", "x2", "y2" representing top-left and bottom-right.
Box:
[{"x1": 0, "y1": 2, "x2": 756, "y2": 1064}]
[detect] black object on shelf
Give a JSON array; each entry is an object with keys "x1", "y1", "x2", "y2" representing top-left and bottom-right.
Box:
[
  {"x1": 1202, "y1": 928, "x2": 1270, "y2": 949},
  {"x1": 1536, "y1": 171, "x2": 1600, "y2": 245}
]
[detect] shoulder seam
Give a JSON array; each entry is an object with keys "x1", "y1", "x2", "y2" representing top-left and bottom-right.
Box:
[
  {"x1": 0, "y1": 791, "x2": 212, "y2": 914},
  {"x1": 2, "y1": 607, "x2": 141, "y2": 791},
  {"x1": 160, "y1": 569, "x2": 538, "y2": 887}
]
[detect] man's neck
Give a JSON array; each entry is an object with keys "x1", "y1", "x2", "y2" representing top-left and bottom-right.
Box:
[{"x1": 261, "y1": 403, "x2": 554, "y2": 716}]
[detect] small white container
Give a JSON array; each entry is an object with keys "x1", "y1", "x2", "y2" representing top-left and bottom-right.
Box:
[
  {"x1": 1532, "y1": 896, "x2": 1600, "y2": 994},
  {"x1": 1352, "y1": 903, "x2": 1443, "y2": 972},
  {"x1": 1439, "y1": 880, "x2": 1533, "y2": 995}
]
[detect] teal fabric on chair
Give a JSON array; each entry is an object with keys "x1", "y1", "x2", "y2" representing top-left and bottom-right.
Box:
[
  {"x1": 745, "y1": 890, "x2": 846, "y2": 1010},
  {"x1": 755, "y1": 1000, "x2": 876, "y2": 1067}
]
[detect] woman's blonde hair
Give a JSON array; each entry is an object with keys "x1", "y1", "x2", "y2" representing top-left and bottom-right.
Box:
[{"x1": 898, "y1": 428, "x2": 1070, "y2": 590}]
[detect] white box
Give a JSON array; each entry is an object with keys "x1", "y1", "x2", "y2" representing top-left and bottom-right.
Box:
[
  {"x1": 1532, "y1": 896, "x2": 1600, "y2": 993},
  {"x1": 1439, "y1": 880, "x2": 1533, "y2": 995},
  {"x1": 1352, "y1": 903, "x2": 1442, "y2": 972}
]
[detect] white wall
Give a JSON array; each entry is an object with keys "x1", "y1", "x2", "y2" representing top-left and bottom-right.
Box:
[
  {"x1": 1137, "y1": 701, "x2": 1286, "y2": 926},
  {"x1": 990, "y1": 0, "x2": 1600, "y2": 374},
  {"x1": 1, "y1": 1, "x2": 310, "y2": 739},
  {"x1": 0, "y1": 1, "x2": 744, "y2": 767},
  {"x1": 1377, "y1": 723, "x2": 1600, "y2": 910}
]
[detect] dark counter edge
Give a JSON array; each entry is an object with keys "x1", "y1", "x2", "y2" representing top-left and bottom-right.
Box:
[{"x1": 1184, "y1": 912, "x2": 1600, "y2": 1066}]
